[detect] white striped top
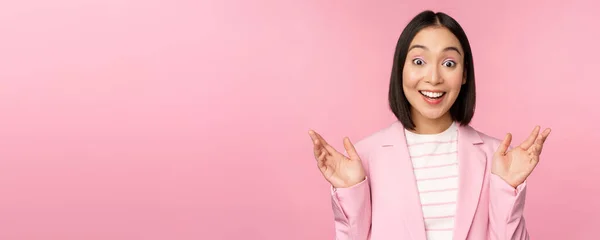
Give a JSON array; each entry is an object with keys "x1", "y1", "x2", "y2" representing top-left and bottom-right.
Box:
[{"x1": 404, "y1": 122, "x2": 459, "y2": 240}]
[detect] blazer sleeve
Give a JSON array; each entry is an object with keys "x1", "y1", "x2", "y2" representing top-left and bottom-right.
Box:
[
  {"x1": 330, "y1": 178, "x2": 372, "y2": 240},
  {"x1": 488, "y1": 174, "x2": 529, "y2": 240},
  {"x1": 330, "y1": 147, "x2": 372, "y2": 240}
]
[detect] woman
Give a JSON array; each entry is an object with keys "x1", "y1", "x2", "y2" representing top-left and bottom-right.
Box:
[{"x1": 308, "y1": 10, "x2": 551, "y2": 240}]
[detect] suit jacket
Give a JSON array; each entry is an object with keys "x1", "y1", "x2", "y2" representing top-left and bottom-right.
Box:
[{"x1": 331, "y1": 121, "x2": 529, "y2": 240}]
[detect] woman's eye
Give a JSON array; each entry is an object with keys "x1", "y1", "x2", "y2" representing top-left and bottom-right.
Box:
[
  {"x1": 443, "y1": 60, "x2": 456, "y2": 67},
  {"x1": 413, "y1": 58, "x2": 425, "y2": 65}
]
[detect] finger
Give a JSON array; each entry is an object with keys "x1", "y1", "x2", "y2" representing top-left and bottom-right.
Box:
[
  {"x1": 529, "y1": 140, "x2": 541, "y2": 155},
  {"x1": 313, "y1": 132, "x2": 341, "y2": 156},
  {"x1": 310, "y1": 130, "x2": 331, "y2": 146},
  {"x1": 323, "y1": 143, "x2": 340, "y2": 157},
  {"x1": 312, "y1": 138, "x2": 320, "y2": 152},
  {"x1": 540, "y1": 128, "x2": 551, "y2": 143},
  {"x1": 313, "y1": 147, "x2": 321, "y2": 160},
  {"x1": 309, "y1": 130, "x2": 329, "y2": 156},
  {"x1": 495, "y1": 133, "x2": 512, "y2": 155},
  {"x1": 529, "y1": 128, "x2": 551, "y2": 156},
  {"x1": 314, "y1": 143, "x2": 325, "y2": 159},
  {"x1": 317, "y1": 158, "x2": 328, "y2": 173},
  {"x1": 343, "y1": 137, "x2": 360, "y2": 161},
  {"x1": 317, "y1": 149, "x2": 327, "y2": 162},
  {"x1": 315, "y1": 146, "x2": 328, "y2": 169},
  {"x1": 536, "y1": 128, "x2": 550, "y2": 154},
  {"x1": 311, "y1": 131, "x2": 330, "y2": 147},
  {"x1": 308, "y1": 129, "x2": 318, "y2": 141},
  {"x1": 531, "y1": 134, "x2": 547, "y2": 156},
  {"x1": 309, "y1": 129, "x2": 320, "y2": 149},
  {"x1": 529, "y1": 154, "x2": 539, "y2": 164},
  {"x1": 519, "y1": 125, "x2": 540, "y2": 149},
  {"x1": 311, "y1": 140, "x2": 322, "y2": 159}
]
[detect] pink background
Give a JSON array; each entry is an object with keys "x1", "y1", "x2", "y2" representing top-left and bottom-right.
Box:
[{"x1": 1, "y1": 0, "x2": 599, "y2": 239}]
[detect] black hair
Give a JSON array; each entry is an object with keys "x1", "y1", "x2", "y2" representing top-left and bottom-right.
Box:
[{"x1": 388, "y1": 10, "x2": 476, "y2": 130}]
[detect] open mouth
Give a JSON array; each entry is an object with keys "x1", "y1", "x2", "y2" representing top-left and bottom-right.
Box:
[{"x1": 419, "y1": 90, "x2": 446, "y2": 99}]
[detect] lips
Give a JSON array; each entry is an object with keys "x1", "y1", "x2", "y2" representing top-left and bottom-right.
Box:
[{"x1": 419, "y1": 90, "x2": 446, "y2": 99}]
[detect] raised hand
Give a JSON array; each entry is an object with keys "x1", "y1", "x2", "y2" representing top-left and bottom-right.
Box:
[
  {"x1": 308, "y1": 130, "x2": 366, "y2": 188},
  {"x1": 492, "y1": 126, "x2": 551, "y2": 188}
]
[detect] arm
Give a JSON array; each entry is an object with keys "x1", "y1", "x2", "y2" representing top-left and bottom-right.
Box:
[
  {"x1": 488, "y1": 174, "x2": 529, "y2": 240},
  {"x1": 307, "y1": 130, "x2": 373, "y2": 240},
  {"x1": 331, "y1": 177, "x2": 371, "y2": 240},
  {"x1": 489, "y1": 125, "x2": 551, "y2": 240}
]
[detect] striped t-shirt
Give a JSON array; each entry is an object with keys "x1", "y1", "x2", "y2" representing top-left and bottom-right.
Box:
[{"x1": 404, "y1": 122, "x2": 459, "y2": 240}]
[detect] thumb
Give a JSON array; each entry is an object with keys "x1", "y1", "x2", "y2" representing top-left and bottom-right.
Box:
[
  {"x1": 495, "y1": 133, "x2": 512, "y2": 156},
  {"x1": 343, "y1": 137, "x2": 360, "y2": 161}
]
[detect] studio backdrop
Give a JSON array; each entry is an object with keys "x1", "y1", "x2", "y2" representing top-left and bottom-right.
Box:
[{"x1": 1, "y1": 0, "x2": 598, "y2": 239}]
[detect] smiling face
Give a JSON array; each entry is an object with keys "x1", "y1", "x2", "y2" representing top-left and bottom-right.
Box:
[{"x1": 402, "y1": 26, "x2": 466, "y2": 127}]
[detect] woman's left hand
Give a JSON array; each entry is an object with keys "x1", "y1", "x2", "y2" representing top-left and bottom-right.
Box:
[{"x1": 492, "y1": 126, "x2": 551, "y2": 188}]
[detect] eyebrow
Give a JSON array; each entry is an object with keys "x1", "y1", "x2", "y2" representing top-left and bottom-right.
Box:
[{"x1": 408, "y1": 44, "x2": 462, "y2": 55}]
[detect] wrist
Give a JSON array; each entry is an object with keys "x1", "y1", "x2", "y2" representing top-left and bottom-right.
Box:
[
  {"x1": 492, "y1": 173, "x2": 521, "y2": 189},
  {"x1": 332, "y1": 176, "x2": 366, "y2": 189}
]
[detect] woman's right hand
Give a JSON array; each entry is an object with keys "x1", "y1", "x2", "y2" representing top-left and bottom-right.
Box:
[{"x1": 308, "y1": 130, "x2": 366, "y2": 188}]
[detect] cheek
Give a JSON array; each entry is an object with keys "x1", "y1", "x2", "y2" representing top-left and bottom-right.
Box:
[
  {"x1": 442, "y1": 69, "x2": 464, "y2": 91},
  {"x1": 402, "y1": 66, "x2": 423, "y2": 88}
]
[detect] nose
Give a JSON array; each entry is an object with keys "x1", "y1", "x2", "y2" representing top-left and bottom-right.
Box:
[{"x1": 426, "y1": 65, "x2": 442, "y2": 85}]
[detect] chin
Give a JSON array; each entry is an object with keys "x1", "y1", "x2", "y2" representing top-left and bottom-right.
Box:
[
  {"x1": 415, "y1": 107, "x2": 450, "y2": 121},
  {"x1": 422, "y1": 112, "x2": 447, "y2": 120}
]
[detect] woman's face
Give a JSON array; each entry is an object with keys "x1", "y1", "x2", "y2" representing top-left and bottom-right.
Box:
[{"x1": 402, "y1": 26, "x2": 466, "y2": 123}]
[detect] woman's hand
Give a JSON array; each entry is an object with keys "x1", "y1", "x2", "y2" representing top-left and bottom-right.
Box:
[
  {"x1": 492, "y1": 126, "x2": 551, "y2": 188},
  {"x1": 308, "y1": 130, "x2": 366, "y2": 188}
]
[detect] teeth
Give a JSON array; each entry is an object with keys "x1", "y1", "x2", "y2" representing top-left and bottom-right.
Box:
[{"x1": 420, "y1": 91, "x2": 444, "y2": 98}]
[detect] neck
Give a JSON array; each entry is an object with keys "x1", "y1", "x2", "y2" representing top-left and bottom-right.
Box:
[{"x1": 408, "y1": 110, "x2": 454, "y2": 134}]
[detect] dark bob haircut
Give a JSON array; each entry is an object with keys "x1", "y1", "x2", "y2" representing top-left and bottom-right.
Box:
[{"x1": 388, "y1": 10, "x2": 476, "y2": 130}]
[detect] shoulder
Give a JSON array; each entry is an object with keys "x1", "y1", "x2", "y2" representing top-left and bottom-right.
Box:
[
  {"x1": 474, "y1": 126, "x2": 502, "y2": 143},
  {"x1": 464, "y1": 124, "x2": 504, "y2": 151},
  {"x1": 352, "y1": 121, "x2": 403, "y2": 156}
]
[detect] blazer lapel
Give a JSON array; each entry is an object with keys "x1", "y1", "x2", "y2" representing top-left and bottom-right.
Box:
[
  {"x1": 453, "y1": 124, "x2": 486, "y2": 240},
  {"x1": 382, "y1": 122, "x2": 427, "y2": 240}
]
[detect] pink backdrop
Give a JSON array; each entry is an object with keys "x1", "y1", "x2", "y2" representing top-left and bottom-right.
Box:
[{"x1": 1, "y1": 0, "x2": 599, "y2": 239}]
